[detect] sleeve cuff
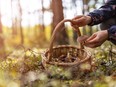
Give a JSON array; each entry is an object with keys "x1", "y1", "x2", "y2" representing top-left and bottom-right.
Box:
[
  {"x1": 87, "y1": 14, "x2": 94, "y2": 26},
  {"x1": 107, "y1": 25, "x2": 116, "y2": 45}
]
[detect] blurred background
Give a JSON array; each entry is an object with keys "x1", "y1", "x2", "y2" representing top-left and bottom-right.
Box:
[{"x1": 0, "y1": 0, "x2": 109, "y2": 57}]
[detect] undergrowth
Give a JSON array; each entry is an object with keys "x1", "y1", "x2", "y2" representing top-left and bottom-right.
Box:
[{"x1": 0, "y1": 43, "x2": 115, "y2": 87}]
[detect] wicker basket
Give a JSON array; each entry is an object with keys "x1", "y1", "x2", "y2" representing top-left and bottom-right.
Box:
[{"x1": 42, "y1": 19, "x2": 92, "y2": 71}]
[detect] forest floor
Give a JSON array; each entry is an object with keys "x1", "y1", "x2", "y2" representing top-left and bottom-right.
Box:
[{"x1": 0, "y1": 43, "x2": 116, "y2": 87}]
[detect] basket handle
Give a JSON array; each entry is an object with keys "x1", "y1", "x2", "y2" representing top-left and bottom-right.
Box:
[{"x1": 48, "y1": 19, "x2": 84, "y2": 60}]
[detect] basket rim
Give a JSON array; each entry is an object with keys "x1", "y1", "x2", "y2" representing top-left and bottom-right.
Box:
[{"x1": 41, "y1": 45, "x2": 91, "y2": 66}]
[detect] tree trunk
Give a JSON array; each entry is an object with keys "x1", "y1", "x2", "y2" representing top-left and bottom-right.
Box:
[
  {"x1": 52, "y1": 0, "x2": 69, "y2": 45},
  {"x1": 82, "y1": 0, "x2": 90, "y2": 35},
  {"x1": 11, "y1": 0, "x2": 17, "y2": 35},
  {"x1": 71, "y1": 0, "x2": 78, "y2": 42},
  {"x1": 18, "y1": 0, "x2": 24, "y2": 44},
  {"x1": 41, "y1": 0, "x2": 45, "y2": 31}
]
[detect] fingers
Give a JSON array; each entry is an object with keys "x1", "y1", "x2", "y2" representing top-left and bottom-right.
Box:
[
  {"x1": 77, "y1": 35, "x2": 89, "y2": 43},
  {"x1": 72, "y1": 15, "x2": 83, "y2": 20},
  {"x1": 72, "y1": 17, "x2": 85, "y2": 25},
  {"x1": 74, "y1": 17, "x2": 85, "y2": 23},
  {"x1": 74, "y1": 28, "x2": 107, "y2": 48},
  {"x1": 71, "y1": 15, "x2": 92, "y2": 27},
  {"x1": 77, "y1": 34, "x2": 99, "y2": 48},
  {"x1": 86, "y1": 34, "x2": 97, "y2": 42},
  {"x1": 84, "y1": 33, "x2": 101, "y2": 48},
  {"x1": 71, "y1": 15, "x2": 85, "y2": 26}
]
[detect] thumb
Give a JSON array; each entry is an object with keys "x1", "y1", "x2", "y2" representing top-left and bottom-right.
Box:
[
  {"x1": 86, "y1": 34, "x2": 97, "y2": 42},
  {"x1": 77, "y1": 35, "x2": 89, "y2": 43}
]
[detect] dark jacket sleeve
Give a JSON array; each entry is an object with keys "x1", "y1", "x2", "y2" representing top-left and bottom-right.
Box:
[
  {"x1": 88, "y1": 0, "x2": 116, "y2": 25},
  {"x1": 108, "y1": 25, "x2": 116, "y2": 45}
]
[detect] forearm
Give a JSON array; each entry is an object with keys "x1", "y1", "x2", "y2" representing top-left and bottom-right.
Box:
[{"x1": 107, "y1": 25, "x2": 116, "y2": 44}]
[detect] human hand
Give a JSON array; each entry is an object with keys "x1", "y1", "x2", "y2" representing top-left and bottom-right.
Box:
[
  {"x1": 84, "y1": 30, "x2": 108, "y2": 48},
  {"x1": 71, "y1": 15, "x2": 92, "y2": 27},
  {"x1": 77, "y1": 35, "x2": 89, "y2": 43}
]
